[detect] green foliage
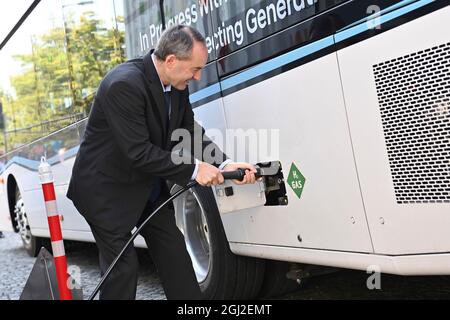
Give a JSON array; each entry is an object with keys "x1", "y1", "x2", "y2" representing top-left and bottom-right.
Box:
[{"x1": 1, "y1": 11, "x2": 125, "y2": 152}]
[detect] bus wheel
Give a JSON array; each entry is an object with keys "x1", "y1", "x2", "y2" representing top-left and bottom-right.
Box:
[
  {"x1": 14, "y1": 187, "x2": 44, "y2": 257},
  {"x1": 257, "y1": 260, "x2": 303, "y2": 298},
  {"x1": 172, "y1": 184, "x2": 265, "y2": 299}
]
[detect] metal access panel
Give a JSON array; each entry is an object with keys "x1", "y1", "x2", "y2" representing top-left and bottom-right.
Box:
[
  {"x1": 338, "y1": 6, "x2": 450, "y2": 254},
  {"x1": 213, "y1": 161, "x2": 287, "y2": 214},
  {"x1": 213, "y1": 179, "x2": 267, "y2": 214}
]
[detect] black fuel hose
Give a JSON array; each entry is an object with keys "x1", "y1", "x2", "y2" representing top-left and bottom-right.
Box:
[{"x1": 88, "y1": 168, "x2": 252, "y2": 300}]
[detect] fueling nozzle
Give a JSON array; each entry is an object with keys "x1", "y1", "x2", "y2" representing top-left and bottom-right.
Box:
[{"x1": 221, "y1": 167, "x2": 262, "y2": 181}]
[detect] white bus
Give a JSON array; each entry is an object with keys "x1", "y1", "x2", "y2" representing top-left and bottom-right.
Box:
[{"x1": 0, "y1": 0, "x2": 449, "y2": 299}]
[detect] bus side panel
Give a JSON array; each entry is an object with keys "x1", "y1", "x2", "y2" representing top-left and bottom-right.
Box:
[
  {"x1": 23, "y1": 182, "x2": 91, "y2": 236},
  {"x1": 54, "y1": 163, "x2": 91, "y2": 232},
  {"x1": 216, "y1": 53, "x2": 374, "y2": 253},
  {"x1": 338, "y1": 6, "x2": 450, "y2": 255},
  {"x1": 193, "y1": 98, "x2": 228, "y2": 140},
  {"x1": 0, "y1": 180, "x2": 14, "y2": 232},
  {"x1": 3, "y1": 123, "x2": 89, "y2": 236},
  {"x1": 1, "y1": 164, "x2": 42, "y2": 231}
]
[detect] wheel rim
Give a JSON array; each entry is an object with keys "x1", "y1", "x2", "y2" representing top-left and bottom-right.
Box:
[
  {"x1": 174, "y1": 188, "x2": 212, "y2": 283},
  {"x1": 14, "y1": 196, "x2": 32, "y2": 245}
]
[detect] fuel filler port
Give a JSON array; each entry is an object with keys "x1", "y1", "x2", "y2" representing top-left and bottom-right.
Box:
[
  {"x1": 256, "y1": 161, "x2": 288, "y2": 206},
  {"x1": 214, "y1": 161, "x2": 288, "y2": 214}
]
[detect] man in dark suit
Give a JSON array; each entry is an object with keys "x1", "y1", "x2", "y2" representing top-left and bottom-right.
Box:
[{"x1": 67, "y1": 25, "x2": 256, "y2": 300}]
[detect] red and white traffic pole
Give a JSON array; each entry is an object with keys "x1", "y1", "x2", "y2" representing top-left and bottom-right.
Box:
[{"x1": 39, "y1": 157, "x2": 72, "y2": 300}]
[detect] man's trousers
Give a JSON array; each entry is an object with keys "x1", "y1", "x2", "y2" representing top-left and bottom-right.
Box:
[{"x1": 87, "y1": 193, "x2": 202, "y2": 300}]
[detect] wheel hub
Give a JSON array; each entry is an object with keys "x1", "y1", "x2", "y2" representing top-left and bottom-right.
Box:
[
  {"x1": 174, "y1": 189, "x2": 212, "y2": 283},
  {"x1": 14, "y1": 198, "x2": 32, "y2": 245}
]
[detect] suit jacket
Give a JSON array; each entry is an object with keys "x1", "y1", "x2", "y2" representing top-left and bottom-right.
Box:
[{"x1": 67, "y1": 51, "x2": 227, "y2": 233}]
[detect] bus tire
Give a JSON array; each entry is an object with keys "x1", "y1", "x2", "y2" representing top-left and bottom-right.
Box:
[
  {"x1": 14, "y1": 186, "x2": 45, "y2": 257},
  {"x1": 172, "y1": 184, "x2": 265, "y2": 299},
  {"x1": 257, "y1": 260, "x2": 302, "y2": 298}
]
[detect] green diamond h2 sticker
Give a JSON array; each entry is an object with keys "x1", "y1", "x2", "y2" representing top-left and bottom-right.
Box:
[{"x1": 287, "y1": 163, "x2": 306, "y2": 199}]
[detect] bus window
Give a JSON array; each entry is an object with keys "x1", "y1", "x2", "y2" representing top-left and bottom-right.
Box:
[
  {"x1": 0, "y1": 0, "x2": 125, "y2": 152},
  {"x1": 210, "y1": 0, "x2": 347, "y2": 58},
  {"x1": 123, "y1": 0, "x2": 163, "y2": 59},
  {"x1": 163, "y1": 0, "x2": 217, "y2": 62}
]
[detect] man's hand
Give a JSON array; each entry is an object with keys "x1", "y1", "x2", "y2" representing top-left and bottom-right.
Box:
[
  {"x1": 196, "y1": 162, "x2": 224, "y2": 187},
  {"x1": 222, "y1": 162, "x2": 257, "y2": 185}
]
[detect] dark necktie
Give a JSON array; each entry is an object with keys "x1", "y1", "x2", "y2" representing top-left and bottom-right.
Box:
[
  {"x1": 163, "y1": 91, "x2": 171, "y2": 128},
  {"x1": 148, "y1": 91, "x2": 171, "y2": 204}
]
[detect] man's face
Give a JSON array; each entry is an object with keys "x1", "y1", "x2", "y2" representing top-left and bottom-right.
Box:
[{"x1": 165, "y1": 41, "x2": 208, "y2": 90}]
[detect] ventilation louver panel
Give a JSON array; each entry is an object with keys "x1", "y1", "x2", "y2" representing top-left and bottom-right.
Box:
[{"x1": 373, "y1": 42, "x2": 450, "y2": 204}]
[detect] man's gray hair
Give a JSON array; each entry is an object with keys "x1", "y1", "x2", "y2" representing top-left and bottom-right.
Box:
[{"x1": 154, "y1": 25, "x2": 206, "y2": 61}]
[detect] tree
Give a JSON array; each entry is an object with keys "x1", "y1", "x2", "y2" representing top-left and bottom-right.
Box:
[
  {"x1": 3, "y1": 11, "x2": 125, "y2": 149},
  {"x1": 66, "y1": 11, "x2": 125, "y2": 114}
]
